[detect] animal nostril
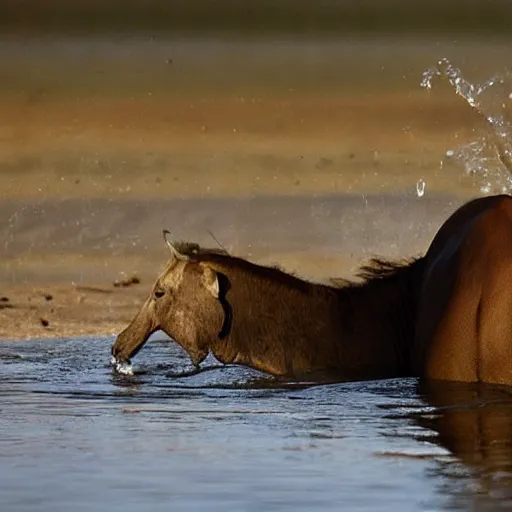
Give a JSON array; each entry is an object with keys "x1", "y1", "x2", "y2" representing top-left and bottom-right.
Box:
[{"x1": 155, "y1": 290, "x2": 165, "y2": 298}]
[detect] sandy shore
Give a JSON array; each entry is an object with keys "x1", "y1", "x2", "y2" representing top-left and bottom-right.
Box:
[{"x1": 0, "y1": 281, "x2": 147, "y2": 340}]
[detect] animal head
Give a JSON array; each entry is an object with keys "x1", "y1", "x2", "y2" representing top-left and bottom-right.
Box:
[{"x1": 111, "y1": 230, "x2": 229, "y2": 367}]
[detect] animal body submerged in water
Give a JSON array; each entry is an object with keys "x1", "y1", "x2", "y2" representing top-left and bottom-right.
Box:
[
  {"x1": 112, "y1": 194, "x2": 512, "y2": 385},
  {"x1": 111, "y1": 232, "x2": 422, "y2": 381}
]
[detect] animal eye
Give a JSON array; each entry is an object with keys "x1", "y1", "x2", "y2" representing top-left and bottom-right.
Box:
[{"x1": 154, "y1": 290, "x2": 165, "y2": 298}]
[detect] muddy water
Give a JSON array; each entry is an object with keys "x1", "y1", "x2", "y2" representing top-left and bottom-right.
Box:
[{"x1": 2, "y1": 337, "x2": 512, "y2": 511}]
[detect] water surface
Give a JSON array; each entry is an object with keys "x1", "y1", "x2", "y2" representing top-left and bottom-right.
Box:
[{"x1": 3, "y1": 337, "x2": 512, "y2": 511}]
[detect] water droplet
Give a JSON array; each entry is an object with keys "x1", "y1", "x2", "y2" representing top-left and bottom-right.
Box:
[{"x1": 416, "y1": 178, "x2": 426, "y2": 197}]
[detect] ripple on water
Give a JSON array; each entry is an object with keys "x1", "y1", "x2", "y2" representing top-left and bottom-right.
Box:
[{"x1": 0, "y1": 336, "x2": 510, "y2": 512}]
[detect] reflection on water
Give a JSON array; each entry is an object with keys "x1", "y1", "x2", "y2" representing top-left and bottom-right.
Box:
[
  {"x1": 1, "y1": 337, "x2": 512, "y2": 510},
  {"x1": 413, "y1": 381, "x2": 512, "y2": 510}
]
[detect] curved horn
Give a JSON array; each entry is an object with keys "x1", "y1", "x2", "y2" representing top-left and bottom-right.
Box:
[{"x1": 162, "y1": 230, "x2": 189, "y2": 261}]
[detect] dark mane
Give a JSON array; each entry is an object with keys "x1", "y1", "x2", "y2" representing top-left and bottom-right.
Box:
[
  {"x1": 330, "y1": 257, "x2": 425, "y2": 289},
  {"x1": 176, "y1": 239, "x2": 424, "y2": 293},
  {"x1": 183, "y1": 246, "x2": 311, "y2": 293},
  {"x1": 356, "y1": 257, "x2": 423, "y2": 283}
]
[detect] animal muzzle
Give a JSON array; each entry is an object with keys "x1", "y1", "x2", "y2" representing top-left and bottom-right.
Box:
[
  {"x1": 110, "y1": 344, "x2": 135, "y2": 376},
  {"x1": 110, "y1": 325, "x2": 152, "y2": 366},
  {"x1": 111, "y1": 344, "x2": 130, "y2": 365},
  {"x1": 110, "y1": 299, "x2": 158, "y2": 368},
  {"x1": 110, "y1": 329, "x2": 139, "y2": 365}
]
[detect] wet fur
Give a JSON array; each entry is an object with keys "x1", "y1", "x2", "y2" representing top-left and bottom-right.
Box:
[
  {"x1": 179, "y1": 250, "x2": 423, "y2": 379},
  {"x1": 113, "y1": 241, "x2": 426, "y2": 381}
]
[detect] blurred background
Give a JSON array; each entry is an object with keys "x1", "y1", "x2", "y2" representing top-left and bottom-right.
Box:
[{"x1": 1, "y1": 0, "x2": 512, "y2": 286}]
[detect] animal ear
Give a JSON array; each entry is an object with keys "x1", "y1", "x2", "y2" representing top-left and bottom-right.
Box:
[
  {"x1": 201, "y1": 265, "x2": 219, "y2": 298},
  {"x1": 162, "y1": 230, "x2": 189, "y2": 261}
]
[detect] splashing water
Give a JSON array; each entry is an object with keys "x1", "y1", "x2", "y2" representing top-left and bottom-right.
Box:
[
  {"x1": 421, "y1": 57, "x2": 512, "y2": 194},
  {"x1": 110, "y1": 356, "x2": 134, "y2": 376}
]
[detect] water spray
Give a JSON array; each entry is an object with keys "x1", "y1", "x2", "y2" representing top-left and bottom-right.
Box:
[{"x1": 421, "y1": 57, "x2": 512, "y2": 194}]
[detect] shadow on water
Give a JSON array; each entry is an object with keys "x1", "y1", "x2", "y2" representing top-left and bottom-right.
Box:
[
  {"x1": 2, "y1": 336, "x2": 512, "y2": 510},
  {"x1": 381, "y1": 380, "x2": 512, "y2": 511}
]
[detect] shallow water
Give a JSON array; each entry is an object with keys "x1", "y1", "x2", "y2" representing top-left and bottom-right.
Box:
[{"x1": 3, "y1": 337, "x2": 512, "y2": 511}]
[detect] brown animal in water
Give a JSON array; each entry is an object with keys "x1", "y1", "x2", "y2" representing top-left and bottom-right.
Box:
[
  {"x1": 112, "y1": 193, "x2": 512, "y2": 384},
  {"x1": 413, "y1": 193, "x2": 512, "y2": 385},
  {"x1": 111, "y1": 231, "x2": 424, "y2": 381}
]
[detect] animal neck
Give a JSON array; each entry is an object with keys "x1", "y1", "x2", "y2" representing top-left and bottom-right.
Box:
[
  {"x1": 333, "y1": 258, "x2": 425, "y2": 380},
  {"x1": 209, "y1": 257, "x2": 425, "y2": 380}
]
